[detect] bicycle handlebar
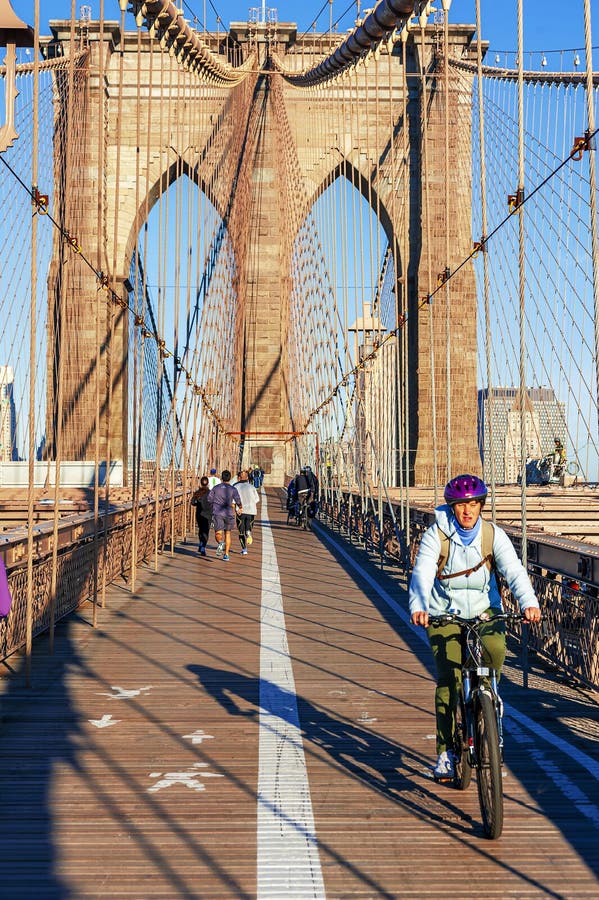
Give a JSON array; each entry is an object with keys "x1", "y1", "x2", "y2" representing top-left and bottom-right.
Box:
[{"x1": 428, "y1": 612, "x2": 532, "y2": 628}]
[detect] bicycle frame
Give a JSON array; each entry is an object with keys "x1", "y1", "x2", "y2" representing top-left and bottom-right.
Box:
[{"x1": 459, "y1": 625, "x2": 504, "y2": 765}]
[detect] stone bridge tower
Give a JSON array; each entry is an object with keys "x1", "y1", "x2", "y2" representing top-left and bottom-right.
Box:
[{"x1": 46, "y1": 17, "x2": 480, "y2": 486}]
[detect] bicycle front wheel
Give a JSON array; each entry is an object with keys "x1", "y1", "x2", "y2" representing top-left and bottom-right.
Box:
[
  {"x1": 475, "y1": 690, "x2": 504, "y2": 839},
  {"x1": 453, "y1": 695, "x2": 473, "y2": 791}
]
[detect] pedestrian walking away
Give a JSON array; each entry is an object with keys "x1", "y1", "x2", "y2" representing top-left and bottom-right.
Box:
[
  {"x1": 207, "y1": 467, "x2": 220, "y2": 490},
  {"x1": 233, "y1": 470, "x2": 260, "y2": 554},
  {"x1": 207, "y1": 470, "x2": 243, "y2": 561},
  {"x1": 409, "y1": 474, "x2": 541, "y2": 781},
  {"x1": 190, "y1": 475, "x2": 211, "y2": 556}
]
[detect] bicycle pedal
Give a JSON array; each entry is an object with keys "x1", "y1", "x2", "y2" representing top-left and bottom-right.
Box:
[{"x1": 433, "y1": 774, "x2": 454, "y2": 784}]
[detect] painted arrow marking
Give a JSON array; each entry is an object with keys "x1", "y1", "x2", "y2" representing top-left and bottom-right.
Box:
[
  {"x1": 89, "y1": 714, "x2": 120, "y2": 729},
  {"x1": 96, "y1": 685, "x2": 153, "y2": 700},
  {"x1": 148, "y1": 762, "x2": 224, "y2": 793},
  {"x1": 183, "y1": 729, "x2": 215, "y2": 745}
]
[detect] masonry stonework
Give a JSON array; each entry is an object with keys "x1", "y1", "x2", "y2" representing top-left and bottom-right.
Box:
[{"x1": 49, "y1": 20, "x2": 481, "y2": 486}]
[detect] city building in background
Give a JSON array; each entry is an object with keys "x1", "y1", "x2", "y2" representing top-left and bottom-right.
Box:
[
  {"x1": 478, "y1": 386, "x2": 566, "y2": 483},
  {"x1": 0, "y1": 366, "x2": 17, "y2": 462}
]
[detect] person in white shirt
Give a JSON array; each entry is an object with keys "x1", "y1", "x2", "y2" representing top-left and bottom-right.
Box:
[
  {"x1": 233, "y1": 470, "x2": 260, "y2": 555},
  {"x1": 207, "y1": 468, "x2": 220, "y2": 490}
]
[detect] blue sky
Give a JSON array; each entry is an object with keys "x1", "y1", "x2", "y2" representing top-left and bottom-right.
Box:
[{"x1": 9, "y1": 1, "x2": 597, "y2": 62}]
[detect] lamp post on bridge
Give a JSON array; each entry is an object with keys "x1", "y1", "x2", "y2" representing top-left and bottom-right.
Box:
[{"x1": 0, "y1": 0, "x2": 34, "y2": 152}]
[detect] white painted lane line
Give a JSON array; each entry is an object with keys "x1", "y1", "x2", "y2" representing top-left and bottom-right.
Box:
[
  {"x1": 257, "y1": 492, "x2": 326, "y2": 900},
  {"x1": 314, "y1": 523, "x2": 599, "y2": 784}
]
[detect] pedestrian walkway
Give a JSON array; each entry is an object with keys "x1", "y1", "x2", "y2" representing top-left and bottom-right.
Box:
[{"x1": 0, "y1": 490, "x2": 597, "y2": 898}]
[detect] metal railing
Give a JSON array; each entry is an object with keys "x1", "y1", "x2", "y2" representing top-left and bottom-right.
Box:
[
  {"x1": 319, "y1": 490, "x2": 599, "y2": 690},
  {"x1": 0, "y1": 493, "x2": 187, "y2": 664}
]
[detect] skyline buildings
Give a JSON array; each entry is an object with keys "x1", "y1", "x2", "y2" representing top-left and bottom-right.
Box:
[
  {"x1": 0, "y1": 366, "x2": 17, "y2": 463},
  {"x1": 478, "y1": 386, "x2": 567, "y2": 484}
]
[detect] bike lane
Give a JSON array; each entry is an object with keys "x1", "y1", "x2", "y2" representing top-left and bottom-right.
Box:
[{"x1": 268, "y1": 493, "x2": 599, "y2": 898}]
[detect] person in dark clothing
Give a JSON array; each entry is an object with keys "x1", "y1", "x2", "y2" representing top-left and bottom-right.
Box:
[
  {"x1": 207, "y1": 470, "x2": 243, "y2": 561},
  {"x1": 191, "y1": 475, "x2": 211, "y2": 556},
  {"x1": 290, "y1": 466, "x2": 319, "y2": 517},
  {"x1": 303, "y1": 465, "x2": 319, "y2": 499},
  {"x1": 291, "y1": 468, "x2": 311, "y2": 499}
]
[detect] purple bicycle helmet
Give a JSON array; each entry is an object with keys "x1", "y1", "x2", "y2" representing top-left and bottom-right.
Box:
[{"x1": 444, "y1": 474, "x2": 488, "y2": 506}]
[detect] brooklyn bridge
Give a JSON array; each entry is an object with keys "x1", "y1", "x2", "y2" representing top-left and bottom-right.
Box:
[{"x1": 0, "y1": 0, "x2": 598, "y2": 896}]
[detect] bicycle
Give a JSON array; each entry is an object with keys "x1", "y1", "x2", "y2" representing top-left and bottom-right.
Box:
[
  {"x1": 428, "y1": 611, "x2": 525, "y2": 840},
  {"x1": 296, "y1": 493, "x2": 311, "y2": 530}
]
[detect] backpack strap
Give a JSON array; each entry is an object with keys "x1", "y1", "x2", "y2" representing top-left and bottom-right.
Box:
[
  {"x1": 436, "y1": 528, "x2": 450, "y2": 580},
  {"x1": 436, "y1": 520, "x2": 495, "y2": 581}
]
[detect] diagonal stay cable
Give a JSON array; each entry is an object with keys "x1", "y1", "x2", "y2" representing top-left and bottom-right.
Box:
[{"x1": 303, "y1": 124, "x2": 599, "y2": 427}]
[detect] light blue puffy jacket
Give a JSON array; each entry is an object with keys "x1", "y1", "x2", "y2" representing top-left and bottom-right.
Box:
[{"x1": 408, "y1": 505, "x2": 539, "y2": 618}]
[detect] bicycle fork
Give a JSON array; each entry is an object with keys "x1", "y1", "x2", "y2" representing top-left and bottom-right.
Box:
[{"x1": 462, "y1": 670, "x2": 505, "y2": 765}]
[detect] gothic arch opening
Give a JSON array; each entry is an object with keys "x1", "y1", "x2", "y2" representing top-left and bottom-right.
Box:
[
  {"x1": 126, "y1": 173, "x2": 239, "y2": 478},
  {"x1": 286, "y1": 171, "x2": 403, "y2": 487}
]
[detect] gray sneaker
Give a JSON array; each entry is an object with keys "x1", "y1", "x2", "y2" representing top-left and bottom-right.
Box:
[{"x1": 215, "y1": 542, "x2": 225, "y2": 558}]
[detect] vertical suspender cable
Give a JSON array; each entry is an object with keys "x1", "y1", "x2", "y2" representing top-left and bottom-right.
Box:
[
  {"x1": 419, "y1": 12, "x2": 439, "y2": 500},
  {"x1": 93, "y1": 0, "x2": 106, "y2": 627},
  {"x1": 138, "y1": 34, "x2": 154, "y2": 558},
  {"x1": 475, "y1": 0, "x2": 496, "y2": 520},
  {"x1": 442, "y1": 0, "x2": 452, "y2": 480},
  {"x1": 154, "y1": 44, "x2": 167, "y2": 571},
  {"x1": 340, "y1": 70, "x2": 354, "y2": 519},
  {"x1": 374, "y1": 52, "x2": 384, "y2": 565},
  {"x1": 387, "y1": 34, "x2": 403, "y2": 525},
  {"x1": 401, "y1": 26, "x2": 411, "y2": 549},
  {"x1": 25, "y1": 0, "x2": 40, "y2": 686},
  {"x1": 517, "y1": 0, "x2": 528, "y2": 568},
  {"x1": 50, "y1": 1, "x2": 78, "y2": 651},
  {"x1": 130, "y1": 20, "x2": 143, "y2": 592},
  {"x1": 104, "y1": 0, "x2": 128, "y2": 604},
  {"x1": 170, "y1": 74, "x2": 183, "y2": 556},
  {"x1": 182, "y1": 74, "x2": 196, "y2": 540},
  {"x1": 583, "y1": 0, "x2": 599, "y2": 434}
]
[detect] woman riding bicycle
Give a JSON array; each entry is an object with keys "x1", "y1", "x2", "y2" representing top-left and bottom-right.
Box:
[{"x1": 409, "y1": 474, "x2": 541, "y2": 780}]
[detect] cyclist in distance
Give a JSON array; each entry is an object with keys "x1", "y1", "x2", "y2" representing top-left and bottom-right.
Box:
[
  {"x1": 409, "y1": 474, "x2": 541, "y2": 780},
  {"x1": 291, "y1": 466, "x2": 317, "y2": 506}
]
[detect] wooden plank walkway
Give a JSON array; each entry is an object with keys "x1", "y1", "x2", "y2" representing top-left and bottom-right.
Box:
[{"x1": 0, "y1": 489, "x2": 597, "y2": 899}]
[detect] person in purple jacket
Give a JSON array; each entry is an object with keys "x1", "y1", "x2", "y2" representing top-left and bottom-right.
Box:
[{"x1": 207, "y1": 470, "x2": 243, "y2": 562}]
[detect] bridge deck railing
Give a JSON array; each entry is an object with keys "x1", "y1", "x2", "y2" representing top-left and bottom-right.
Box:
[
  {"x1": 0, "y1": 493, "x2": 186, "y2": 664},
  {"x1": 319, "y1": 489, "x2": 599, "y2": 690}
]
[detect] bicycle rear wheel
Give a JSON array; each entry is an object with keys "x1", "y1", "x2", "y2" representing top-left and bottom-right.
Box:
[
  {"x1": 475, "y1": 690, "x2": 503, "y2": 839},
  {"x1": 453, "y1": 695, "x2": 473, "y2": 790}
]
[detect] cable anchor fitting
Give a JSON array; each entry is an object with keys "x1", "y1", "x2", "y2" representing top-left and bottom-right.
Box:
[
  {"x1": 508, "y1": 189, "x2": 524, "y2": 213},
  {"x1": 571, "y1": 130, "x2": 594, "y2": 161},
  {"x1": 32, "y1": 187, "x2": 49, "y2": 215},
  {"x1": 437, "y1": 266, "x2": 450, "y2": 287},
  {"x1": 97, "y1": 272, "x2": 110, "y2": 292},
  {"x1": 110, "y1": 292, "x2": 127, "y2": 310},
  {"x1": 63, "y1": 231, "x2": 81, "y2": 253},
  {"x1": 472, "y1": 238, "x2": 487, "y2": 257}
]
